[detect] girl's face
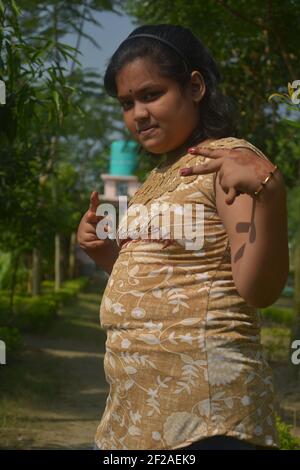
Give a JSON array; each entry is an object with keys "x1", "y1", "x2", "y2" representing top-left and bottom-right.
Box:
[{"x1": 116, "y1": 57, "x2": 205, "y2": 155}]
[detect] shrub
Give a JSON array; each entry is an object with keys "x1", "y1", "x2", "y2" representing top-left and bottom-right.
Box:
[
  {"x1": 52, "y1": 288, "x2": 74, "y2": 305},
  {"x1": 0, "y1": 294, "x2": 10, "y2": 325},
  {"x1": 0, "y1": 277, "x2": 89, "y2": 333},
  {"x1": 41, "y1": 277, "x2": 88, "y2": 294},
  {"x1": 0, "y1": 292, "x2": 59, "y2": 331},
  {"x1": 41, "y1": 280, "x2": 55, "y2": 291},
  {"x1": 13, "y1": 295, "x2": 57, "y2": 332},
  {"x1": 51, "y1": 278, "x2": 89, "y2": 305},
  {"x1": 62, "y1": 277, "x2": 89, "y2": 293},
  {"x1": 261, "y1": 306, "x2": 294, "y2": 327},
  {"x1": 0, "y1": 326, "x2": 23, "y2": 357},
  {"x1": 261, "y1": 326, "x2": 290, "y2": 362},
  {"x1": 276, "y1": 415, "x2": 300, "y2": 450}
]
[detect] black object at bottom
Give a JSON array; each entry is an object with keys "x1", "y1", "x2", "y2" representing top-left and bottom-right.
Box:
[
  {"x1": 93, "y1": 435, "x2": 272, "y2": 450},
  {"x1": 177, "y1": 435, "x2": 268, "y2": 450}
]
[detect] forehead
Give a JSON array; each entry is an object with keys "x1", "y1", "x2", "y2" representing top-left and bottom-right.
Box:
[{"x1": 116, "y1": 57, "x2": 172, "y2": 98}]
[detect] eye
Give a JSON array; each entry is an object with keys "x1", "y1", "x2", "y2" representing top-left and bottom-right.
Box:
[
  {"x1": 119, "y1": 91, "x2": 161, "y2": 111},
  {"x1": 120, "y1": 100, "x2": 133, "y2": 111},
  {"x1": 144, "y1": 92, "x2": 158, "y2": 100}
]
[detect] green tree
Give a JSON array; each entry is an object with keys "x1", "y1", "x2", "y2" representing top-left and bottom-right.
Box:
[
  {"x1": 0, "y1": 0, "x2": 123, "y2": 309},
  {"x1": 269, "y1": 82, "x2": 300, "y2": 380}
]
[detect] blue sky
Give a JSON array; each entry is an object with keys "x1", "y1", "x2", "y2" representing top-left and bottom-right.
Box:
[
  {"x1": 63, "y1": 10, "x2": 138, "y2": 141},
  {"x1": 66, "y1": 9, "x2": 137, "y2": 75}
]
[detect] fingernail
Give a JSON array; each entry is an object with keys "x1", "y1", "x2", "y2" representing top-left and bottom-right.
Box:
[
  {"x1": 188, "y1": 147, "x2": 197, "y2": 154},
  {"x1": 180, "y1": 168, "x2": 192, "y2": 176}
]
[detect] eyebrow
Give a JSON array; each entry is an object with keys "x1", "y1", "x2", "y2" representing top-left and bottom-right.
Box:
[{"x1": 117, "y1": 83, "x2": 160, "y2": 100}]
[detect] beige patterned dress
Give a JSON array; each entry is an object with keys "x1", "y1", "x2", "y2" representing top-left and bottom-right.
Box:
[{"x1": 94, "y1": 137, "x2": 279, "y2": 450}]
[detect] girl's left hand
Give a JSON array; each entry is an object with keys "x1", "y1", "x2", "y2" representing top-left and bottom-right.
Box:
[{"x1": 179, "y1": 145, "x2": 277, "y2": 205}]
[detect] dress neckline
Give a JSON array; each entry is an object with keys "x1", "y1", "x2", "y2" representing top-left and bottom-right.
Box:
[{"x1": 154, "y1": 137, "x2": 218, "y2": 174}]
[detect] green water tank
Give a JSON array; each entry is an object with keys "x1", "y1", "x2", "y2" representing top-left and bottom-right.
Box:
[{"x1": 109, "y1": 140, "x2": 139, "y2": 176}]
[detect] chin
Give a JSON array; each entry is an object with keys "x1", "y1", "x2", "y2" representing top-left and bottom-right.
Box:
[
  {"x1": 139, "y1": 142, "x2": 162, "y2": 154},
  {"x1": 141, "y1": 139, "x2": 173, "y2": 155}
]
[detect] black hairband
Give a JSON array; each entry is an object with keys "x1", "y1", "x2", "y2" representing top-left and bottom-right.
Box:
[{"x1": 123, "y1": 33, "x2": 192, "y2": 71}]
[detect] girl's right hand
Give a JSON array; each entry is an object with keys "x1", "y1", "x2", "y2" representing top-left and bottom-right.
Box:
[{"x1": 77, "y1": 191, "x2": 110, "y2": 254}]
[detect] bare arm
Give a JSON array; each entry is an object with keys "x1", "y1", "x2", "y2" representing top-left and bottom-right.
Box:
[
  {"x1": 215, "y1": 168, "x2": 289, "y2": 308},
  {"x1": 77, "y1": 191, "x2": 120, "y2": 276},
  {"x1": 86, "y1": 239, "x2": 120, "y2": 275}
]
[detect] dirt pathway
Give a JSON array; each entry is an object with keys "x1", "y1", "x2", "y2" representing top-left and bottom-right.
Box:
[{"x1": 0, "y1": 280, "x2": 109, "y2": 450}]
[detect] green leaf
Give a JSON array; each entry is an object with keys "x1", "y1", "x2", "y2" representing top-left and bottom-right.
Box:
[
  {"x1": 52, "y1": 89, "x2": 60, "y2": 114},
  {"x1": 56, "y1": 43, "x2": 82, "y2": 54},
  {"x1": 11, "y1": 0, "x2": 22, "y2": 16},
  {"x1": 282, "y1": 118, "x2": 300, "y2": 129}
]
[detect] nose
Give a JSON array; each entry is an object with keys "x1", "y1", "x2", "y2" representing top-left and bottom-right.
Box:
[{"x1": 133, "y1": 101, "x2": 150, "y2": 122}]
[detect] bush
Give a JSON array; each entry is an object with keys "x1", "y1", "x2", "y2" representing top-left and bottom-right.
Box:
[
  {"x1": 52, "y1": 288, "x2": 74, "y2": 305},
  {"x1": 51, "y1": 278, "x2": 89, "y2": 305},
  {"x1": 261, "y1": 306, "x2": 294, "y2": 327},
  {"x1": 41, "y1": 277, "x2": 88, "y2": 294},
  {"x1": 13, "y1": 295, "x2": 58, "y2": 332},
  {"x1": 0, "y1": 252, "x2": 11, "y2": 289},
  {"x1": 0, "y1": 326, "x2": 23, "y2": 357},
  {"x1": 41, "y1": 280, "x2": 55, "y2": 291},
  {"x1": 276, "y1": 415, "x2": 300, "y2": 450},
  {"x1": 0, "y1": 294, "x2": 10, "y2": 325},
  {"x1": 62, "y1": 277, "x2": 89, "y2": 293},
  {"x1": 0, "y1": 293, "x2": 57, "y2": 332},
  {"x1": 0, "y1": 277, "x2": 89, "y2": 333},
  {"x1": 261, "y1": 326, "x2": 290, "y2": 362}
]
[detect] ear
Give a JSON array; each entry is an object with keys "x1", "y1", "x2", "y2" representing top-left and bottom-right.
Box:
[{"x1": 190, "y1": 71, "x2": 206, "y2": 103}]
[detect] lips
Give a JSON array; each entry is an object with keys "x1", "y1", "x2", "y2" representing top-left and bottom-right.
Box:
[
  {"x1": 138, "y1": 126, "x2": 160, "y2": 139},
  {"x1": 138, "y1": 125, "x2": 159, "y2": 133}
]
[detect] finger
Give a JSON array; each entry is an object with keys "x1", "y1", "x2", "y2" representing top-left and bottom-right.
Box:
[
  {"x1": 83, "y1": 223, "x2": 109, "y2": 240},
  {"x1": 225, "y1": 187, "x2": 238, "y2": 205},
  {"x1": 89, "y1": 190, "x2": 100, "y2": 213},
  {"x1": 81, "y1": 239, "x2": 111, "y2": 250},
  {"x1": 87, "y1": 219, "x2": 110, "y2": 233},
  {"x1": 179, "y1": 158, "x2": 222, "y2": 176},
  {"x1": 86, "y1": 229, "x2": 111, "y2": 241},
  {"x1": 79, "y1": 234, "x2": 100, "y2": 244},
  {"x1": 218, "y1": 169, "x2": 224, "y2": 185},
  {"x1": 188, "y1": 146, "x2": 228, "y2": 159},
  {"x1": 86, "y1": 210, "x2": 104, "y2": 225}
]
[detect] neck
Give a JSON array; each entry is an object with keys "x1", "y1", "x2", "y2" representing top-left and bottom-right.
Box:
[{"x1": 159, "y1": 127, "x2": 208, "y2": 168}]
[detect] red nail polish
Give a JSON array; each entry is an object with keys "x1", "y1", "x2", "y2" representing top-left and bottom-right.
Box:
[
  {"x1": 180, "y1": 168, "x2": 192, "y2": 176},
  {"x1": 188, "y1": 147, "x2": 197, "y2": 154}
]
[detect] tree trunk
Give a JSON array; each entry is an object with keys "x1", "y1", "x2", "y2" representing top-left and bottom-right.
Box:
[
  {"x1": 32, "y1": 247, "x2": 42, "y2": 296},
  {"x1": 62, "y1": 234, "x2": 69, "y2": 281},
  {"x1": 68, "y1": 232, "x2": 77, "y2": 279},
  {"x1": 55, "y1": 233, "x2": 62, "y2": 292},
  {"x1": 27, "y1": 252, "x2": 33, "y2": 295},
  {"x1": 8, "y1": 251, "x2": 20, "y2": 322}
]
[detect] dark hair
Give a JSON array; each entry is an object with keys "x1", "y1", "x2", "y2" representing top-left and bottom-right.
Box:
[{"x1": 104, "y1": 24, "x2": 236, "y2": 143}]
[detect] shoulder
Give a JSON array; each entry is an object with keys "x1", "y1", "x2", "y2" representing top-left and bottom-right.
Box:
[{"x1": 208, "y1": 136, "x2": 271, "y2": 163}]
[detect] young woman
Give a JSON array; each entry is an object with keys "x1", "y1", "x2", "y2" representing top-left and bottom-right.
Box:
[{"x1": 77, "y1": 24, "x2": 289, "y2": 450}]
